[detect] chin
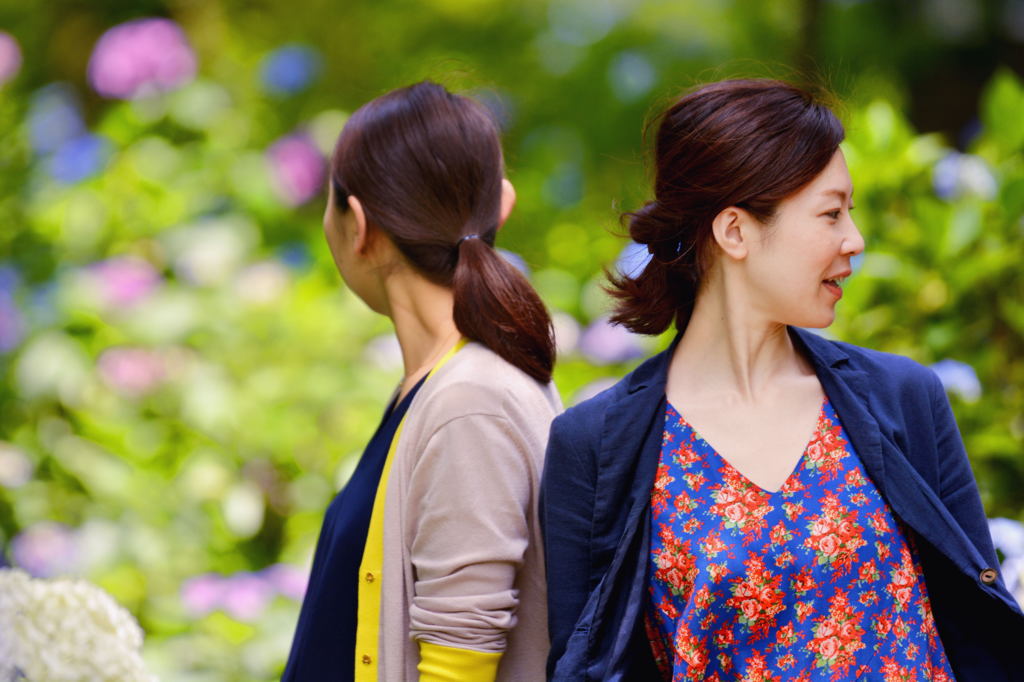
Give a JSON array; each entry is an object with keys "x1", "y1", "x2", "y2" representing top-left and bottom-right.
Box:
[{"x1": 785, "y1": 309, "x2": 836, "y2": 329}]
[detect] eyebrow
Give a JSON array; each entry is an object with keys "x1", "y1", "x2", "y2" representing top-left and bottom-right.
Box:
[{"x1": 821, "y1": 188, "x2": 855, "y2": 201}]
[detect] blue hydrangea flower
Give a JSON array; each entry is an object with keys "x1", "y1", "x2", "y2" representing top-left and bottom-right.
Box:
[
  {"x1": 0, "y1": 264, "x2": 19, "y2": 294},
  {"x1": 0, "y1": 292, "x2": 25, "y2": 353},
  {"x1": 277, "y1": 243, "x2": 312, "y2": 270},
  {"x1": 27, "y1": 84, "x2": 85, "y2": 155},
  {"x1": 929, "y1": 358, "x2": 982, "y2": 402},
  {"x1": 48, "y1": 134, "x2": 113, "y2": 183},
  {"x1": 260, "y1": 45, "x2": 321, "y2": 96}
]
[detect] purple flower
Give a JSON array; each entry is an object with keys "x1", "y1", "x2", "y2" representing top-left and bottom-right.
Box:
[
  {"x1": 88, "y1": 18, "x2": 196, "y2": 99},
  {"x1": 578, "y1": 316, "x2": 646, "y2": 365},
  {"x1": 0, "y1": 264, "x2": 19, "y2": 293},
  {"x1": 48, "y1": 134, "x2": 113, "y2": 183},
  {"x1": 990, "y1": 517, "x2": 1024, "y2": 560},
  {"x1": 571, "y1": 377, "x2": 618, "y2": 405},
  {"x1": 497, "y1": 248, "x2": 530, "y2": 277},
  {"x1": 181, "y1": 573, "x2": 224, "y2": 617},
  {"x1": 98, "y1": 347, "x2": 166, "y2": 397},
  {"x1": 90, "y1": 256, "x2": 161, "y2": 307},
  {"x1": 933, "y1": 152, "x2": 997, "y2": 201},
  {"x1": 260, "y1": 44, "x2": 321, "y2": 95},
  {"x1": 27, "y1": 84, "x2": 85, "y2": 155},
  {"x1": 929, "y1": 358, "x2": 982, "y2": 402},
  {"x1": 261, "y1": 563, "x2": 308, "y2": 600},
  {"x1": 266, "y1": 133, "x2": 325, "y2": 206},
  {"x1": 11, "y1": 522, "x2": 79, "y2": 577},
  {"x1": 0, "y1": 292, "x2": 25, "y2": 353},
  {"x1": 0, "y1": 30, "x2": 22, "y2": 86},
  {"x1": 221, "y1": 572, "x2": 274, "y2": 622}
]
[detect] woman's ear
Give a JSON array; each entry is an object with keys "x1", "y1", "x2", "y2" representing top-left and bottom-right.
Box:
[
  {"x1": 497, "y1": 178, "x2": 516, "y2": 229},
  {"x1": 711, "y1": 206, "x2": 751, "y2": 261},
  {"x1": 348, "y1": 195, "x2": 370, "y2": 255}
]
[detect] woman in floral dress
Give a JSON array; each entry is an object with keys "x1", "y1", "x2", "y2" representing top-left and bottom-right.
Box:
[{"x1": 541, "y1": 80, "x2": 1024, "y2": 681}]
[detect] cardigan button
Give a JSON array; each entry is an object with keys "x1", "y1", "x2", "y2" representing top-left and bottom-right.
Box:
[
  {"x1": 980, "y1": 568, "x2": 999, "y2": 585},
  {"x1": 365, "y1": 571, "x2": 375, "y2": 583},
  {"x1": 361, "y1": 654, "x2": 372, "y2": 665}
]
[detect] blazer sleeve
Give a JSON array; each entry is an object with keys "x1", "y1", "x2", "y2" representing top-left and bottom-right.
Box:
[
  {"x1": 540, "y1": 412, "x2": 598, "y2": 673},
  {"x1": 927, "y1": 370, "x2": 1001, "y2": 569},
  {"x1": 405, "y1": 410, "x2": 534, "y2": 657}
]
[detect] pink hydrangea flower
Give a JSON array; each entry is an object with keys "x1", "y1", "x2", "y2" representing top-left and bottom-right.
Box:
[
  {"x1": 262, "y1": 563, "x2": 308, "y2": 600},
  {"x1": 221, "y1": 572, "x2": 274, "y2": 622},
  {"x1": 180, "y1": 573, "x2": 223, "y2": 617},
  {"x1": 0, "y1": 31, "x2": 22, "y2": 87},
  {"x1": 98, "y1": 347, "x2": 166, "y2": 397},
  {"x1": 88, "y1": 18, "x2": 196, "y2": 99},
  {"x1": 90, "y1": 256, "x2": 161, "y2": 307},
  {"x1": 11, "y1": 522, "x2": 79, "y2": 578},
  {"x1": 266, "y1": 134, "x2": 325, "y2": 206}
]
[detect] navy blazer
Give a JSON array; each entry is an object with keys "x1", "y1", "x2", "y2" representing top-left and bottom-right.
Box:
[{"x1": 541, "y1": 327, "x2": 1024, "y2": 681}]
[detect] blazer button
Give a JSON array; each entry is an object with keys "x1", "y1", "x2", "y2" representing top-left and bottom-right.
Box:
[
  {"x1": 361, "y1": 654, "x2": 372, "y2": 665},
  {"x1": 980, "y1": 568, "x2": 999, "y2": 585},
  {"x1": 365, "y1": 571, "x2": 375, "y2": 583}
]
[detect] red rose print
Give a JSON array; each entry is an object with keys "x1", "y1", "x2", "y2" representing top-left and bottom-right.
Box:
[{"x1": 726, "y1": 553, "x2": 785, "y2": 639}]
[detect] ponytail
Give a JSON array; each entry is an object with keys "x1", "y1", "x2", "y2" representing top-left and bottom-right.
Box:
[
  {"x1": 330, "y1": 81, "x2": 555, "y2": 381},
  {"x1": 452, "y1": 236, "x2": 555, "y2": 384}
]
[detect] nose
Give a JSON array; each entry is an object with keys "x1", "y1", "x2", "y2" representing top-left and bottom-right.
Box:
[{"x1": 842, "y1": 215, "x2": 865, "y2": 256}]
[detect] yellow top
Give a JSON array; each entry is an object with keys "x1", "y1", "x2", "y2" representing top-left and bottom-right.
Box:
[{"x1": 354, "y1": 339, "x2": 503, "y2": 681}]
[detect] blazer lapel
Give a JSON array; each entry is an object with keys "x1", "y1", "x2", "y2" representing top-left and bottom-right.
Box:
[
  {"x1": 586, "y1": 338, "x2": 677, "y2": 678},
  {"x1": 793, "y1": 329, "x2": 991, "y2": 579}
]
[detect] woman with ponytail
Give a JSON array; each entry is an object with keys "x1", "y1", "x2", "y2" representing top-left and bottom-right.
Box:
[
  {"x1": 283, "y1": 81, "x2": 560, "y2": 681},
  {"x1": 541, "y1": 79, "x2": 1024, "y2": 680}
]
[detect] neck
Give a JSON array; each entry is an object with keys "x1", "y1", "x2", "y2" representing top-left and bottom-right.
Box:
[
  {"x1": 669, "y1": 274, "x2": 807, "y2": 402},
  {"x1": 383, "y1": 268, "x2": 461, "y2": 399}
]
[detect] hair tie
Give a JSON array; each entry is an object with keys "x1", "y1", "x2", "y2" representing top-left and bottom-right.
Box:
[{"x1": 457, "y1": 234, "x2": 480, "y2": 246}]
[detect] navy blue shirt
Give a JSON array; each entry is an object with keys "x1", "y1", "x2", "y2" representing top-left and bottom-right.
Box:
[{"x1": 282, "y1": 376, "x2": 426, "y2": 681}]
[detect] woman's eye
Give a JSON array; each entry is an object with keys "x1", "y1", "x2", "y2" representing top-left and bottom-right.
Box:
[{"x1": 824, "y1": 209, "x2": 841, "y2": 220}]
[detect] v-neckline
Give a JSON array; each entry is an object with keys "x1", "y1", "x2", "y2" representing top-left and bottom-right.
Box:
[{"x1": 666, "y1": 397, "x2": 828, "y2": 495}]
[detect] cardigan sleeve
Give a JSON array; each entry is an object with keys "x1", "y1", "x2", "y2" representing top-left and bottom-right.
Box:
[
  {"x1": 539, "y1": 412, "x2": 598, "y2": 674},
  {"x1": 405, "y1": 410, "x2": 535, "y2": 656},
  {"x1": 927, "y1": 370, "x2": 1001, "y2": 569}
]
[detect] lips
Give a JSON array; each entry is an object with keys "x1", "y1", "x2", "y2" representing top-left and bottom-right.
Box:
[{"x1": 822, "y1": 270, "x2": 850, "y2": 299}]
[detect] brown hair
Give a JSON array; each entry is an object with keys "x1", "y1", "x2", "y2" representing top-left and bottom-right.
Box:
[
  {"x1": 608, "y1": 79, "x2": 845, "y2": 335},
  {"x1": 331, "y1": 81, "x2": 555, "y2": 383}
]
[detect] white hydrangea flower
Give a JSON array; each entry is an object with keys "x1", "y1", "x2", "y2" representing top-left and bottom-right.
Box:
[{"x1": 0, "y1": 568, "x2": 156, "y2": 682}]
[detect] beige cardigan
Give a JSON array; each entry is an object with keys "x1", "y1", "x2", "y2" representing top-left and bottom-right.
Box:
[{"x1": 377, "y1": 341, "x2": 562, "y2": 680}]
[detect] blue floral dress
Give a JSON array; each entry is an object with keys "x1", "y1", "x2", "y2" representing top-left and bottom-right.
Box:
[{"x1": 645, "y1": 398, "x2": 956, "y2": 681}]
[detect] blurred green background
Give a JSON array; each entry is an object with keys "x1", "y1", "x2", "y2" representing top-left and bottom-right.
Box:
[{"x1": 1, "y1": 0, "x2": 1023, "y2": 679}]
